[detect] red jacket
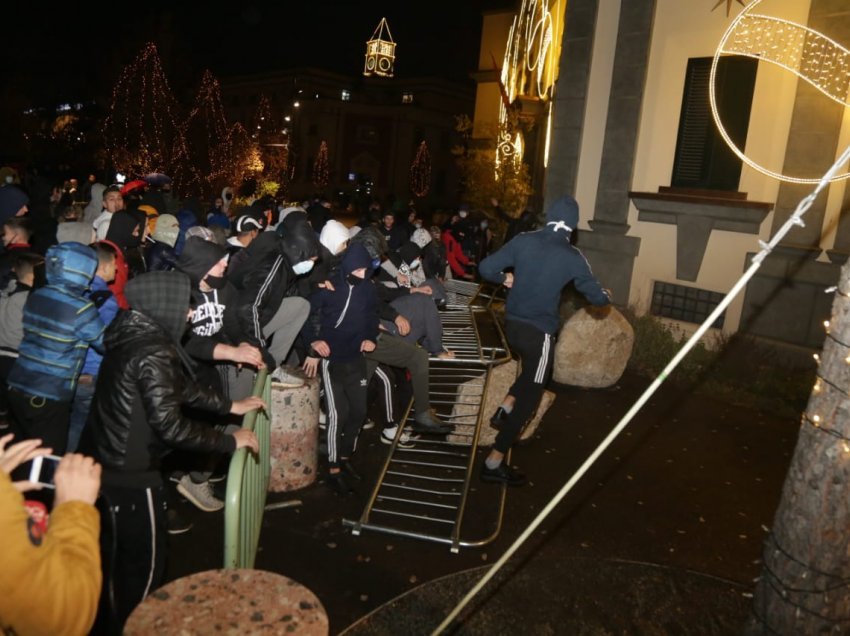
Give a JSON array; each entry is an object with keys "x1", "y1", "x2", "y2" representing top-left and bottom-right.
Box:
[{"x1": 442, "y1": 231, "x2": 470, "y2": 277}]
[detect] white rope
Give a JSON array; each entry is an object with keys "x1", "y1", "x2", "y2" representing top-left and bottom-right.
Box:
[{"x1": 431, "y1": 143, "x2": 850, "y2": 635}]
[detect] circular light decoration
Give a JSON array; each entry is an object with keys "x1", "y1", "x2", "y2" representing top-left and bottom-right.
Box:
[
  {"x1": 496, "y1": 0, "x2": 563, "y2": 170},
  {"x1": 710, "y1": 0, "x2": 850, "y2": 183}
]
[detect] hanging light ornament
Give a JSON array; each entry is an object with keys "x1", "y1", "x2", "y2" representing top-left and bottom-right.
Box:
[{"x1": 710, "y1": 0, "x2": 850, "y2": 183}]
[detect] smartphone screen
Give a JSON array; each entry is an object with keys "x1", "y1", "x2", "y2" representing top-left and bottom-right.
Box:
[{"x1": 28, "y1": 455, "x2": 62, "y2": 489}]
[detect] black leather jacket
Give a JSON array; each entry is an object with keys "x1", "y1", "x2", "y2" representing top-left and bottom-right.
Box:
[{"x1": 88, "y1": 309, "x2": 235, "y2": 488}]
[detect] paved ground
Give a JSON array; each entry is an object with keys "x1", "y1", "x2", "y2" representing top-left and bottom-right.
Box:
[{"x1": 166, "y1": 370, "x2": 801, "y2": 634}]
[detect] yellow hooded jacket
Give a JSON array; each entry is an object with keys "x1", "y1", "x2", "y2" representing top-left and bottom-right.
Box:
[{"x1": 0, "y1": 472, "x2": 101, "y2": 635}]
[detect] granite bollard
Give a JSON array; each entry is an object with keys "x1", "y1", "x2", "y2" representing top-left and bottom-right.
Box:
[{"x1": 268, "y1": 377, "x2": 320, "y2": 492}]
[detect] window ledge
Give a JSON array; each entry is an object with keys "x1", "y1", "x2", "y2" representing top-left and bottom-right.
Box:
[{"x1": 629, "y1": 188, "x2": 773, "y2": 281}]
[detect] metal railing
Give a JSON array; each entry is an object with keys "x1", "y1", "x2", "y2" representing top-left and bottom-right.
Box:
[
  {"x1": 223, "y1": 369, "x2": 271, "y2": 569},
  {"x1": 344, "y1": 282, "x2": 513, "y2": 551}
]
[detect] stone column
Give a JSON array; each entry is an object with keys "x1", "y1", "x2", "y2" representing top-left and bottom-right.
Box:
[
  {"x1": 544, "y1": 0, "x2": 599, "y2": 202},
  {"x1": 551, "y1": 0, "x2": 654, "y2": 304},
  {"x1": 770, "y1": 3, "x2": 850, "y2": 251}
]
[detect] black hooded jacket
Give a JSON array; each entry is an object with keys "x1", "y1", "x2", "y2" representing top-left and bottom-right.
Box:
[
  {"x1": 177, "y1": 236, "x2": 245, "y2": 361},
  {"x1": 87, "y1": 271, "x2": 235, "y2": 488},
  {"x1": 230, "y1": 218, "x2": 319, "y2": 349},
  {"x1": 106, "y1": 209, "x2": 147, "y2": 278}
]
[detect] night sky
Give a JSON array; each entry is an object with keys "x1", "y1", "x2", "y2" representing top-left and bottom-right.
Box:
[{"x1": 5, "y1": 1, "x2": 516, "y2": 106}]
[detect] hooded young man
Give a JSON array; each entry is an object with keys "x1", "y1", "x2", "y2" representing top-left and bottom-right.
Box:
[
  {"x1": 301, "y1": 243, "x2": 379, "y2": 494},
  {"x1": 231, "y1": 213, "x2": 318, "y2": 370},
  {"x1": 478, "y1": 195, "x2": 610, "y2": 486},
  {"x1": 178, "y1": 236, "x2": 264, "y2": 398},
  {"x1": 86, "y1": 271, "x2": 263, "y2": 633},
  {"x1": 6, "y1": 243, "x2": 105, "y2": 455}
]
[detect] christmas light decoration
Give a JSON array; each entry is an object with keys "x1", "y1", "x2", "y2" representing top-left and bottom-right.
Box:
[
  {"x1": 104, "y1": 42, "x2": 199, "y2": 194},
  {"x1": 312, "y1": 141, "x2": 329, "y2": 188},
  {"x1": 496, "y1": 0, "x2": 563, "y2": 168},
  {"x1": 364, "y1": 18, "x2": 396, "y2": 78},
  {"x1": 711, "y1": 0, "x2": 850, "y2": 183},
  {"x1": 184, "y1": 70, "x2": 235, "y2": 193},
  {"x1": 410, "y1": 140, "x2": 432, "y2": 197}
]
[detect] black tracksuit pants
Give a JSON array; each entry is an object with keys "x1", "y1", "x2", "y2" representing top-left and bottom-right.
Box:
[
  {"x1": 321, "y1": 357, "x2": 368, "y2": 466},
  {"x1": 494, "y1": 319, "x2": 555, "y2": 453},
  {"x1": 94, "y1": 484, "x2": 167, "y2": 635}
]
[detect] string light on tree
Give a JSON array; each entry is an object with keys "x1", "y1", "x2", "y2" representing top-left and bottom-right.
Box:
[
  {"x1": 184, "y1": 70, "x2": 235, "y2": 193},
  {"x1": 104, "y1": 42, "x2": 199, "y2": 194},
  {"x1": 410, "y1": 140, "x2": 432, "y2": 198},
  {"x1": 312, "y1": 141, "x2": 329, "y2": 189}
]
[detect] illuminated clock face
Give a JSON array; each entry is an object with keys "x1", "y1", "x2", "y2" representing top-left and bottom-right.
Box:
[
  {"x1": 366, "y1": 57, "x2": 376, "y2": 71},
  {"x1": 379, "y1": 57, "x2": 391, "y2": 72}
]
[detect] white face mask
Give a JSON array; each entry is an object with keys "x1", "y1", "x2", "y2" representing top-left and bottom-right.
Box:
[
  {"x1": 459, "y1": 211, "x2": 468, "y2": 218},
  {"x1": 292, "y1": 259, "x2": 315, "y2": 275},
  {"x1": 410, "y1": 258, "x2": 421, "y2": 270}
]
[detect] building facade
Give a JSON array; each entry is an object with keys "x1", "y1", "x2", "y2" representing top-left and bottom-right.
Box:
[
  {"x1": 219, "y1": 68, "x2": 474, "y2": 205},
  {"x1": 476, "y1": 0, "x2": 850, "y2": 350}
]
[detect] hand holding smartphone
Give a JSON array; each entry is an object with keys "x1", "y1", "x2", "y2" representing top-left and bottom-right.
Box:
[{"x1": 28, "y1": 454, "x2": 62, "y2": 489}]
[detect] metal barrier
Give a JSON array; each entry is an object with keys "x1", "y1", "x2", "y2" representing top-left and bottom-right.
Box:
[
  {"x1": 223, "y1": 369, "x2": 271, "y2": 569},
  {"x1": 345, "y1": 282, "x2": 513, "y2": 551}
]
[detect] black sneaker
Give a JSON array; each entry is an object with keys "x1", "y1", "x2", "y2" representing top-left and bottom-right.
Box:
[
  {"x1": 341, "y1": 459, "x2": 362, "y2": 482},
  {"x1": 490, "y1": 407, "x2": 508, "y2": 430},
  {"x1": 166, "y1": 508, "x2": 193, "y2": 535},
  {"x1": 328, "y1": 472, "x2": 355, "y2": 496},
  {"x1": 480, "y1": 462, "x2": 526, "y2": 487}
]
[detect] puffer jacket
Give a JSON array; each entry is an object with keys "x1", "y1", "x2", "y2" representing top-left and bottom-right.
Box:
[
  {"x1": 6, "y1": 242, "x2": 104, "y2": 401},
  {"x1": 88, "y1": 309, "x2": 235, "y2": 488}
]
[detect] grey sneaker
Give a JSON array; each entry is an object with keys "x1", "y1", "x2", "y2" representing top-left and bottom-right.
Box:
[
  {"x1": 381, "y1": 425, "x2": 416, "y2": 448},
  {"x1": 271, "y1": 365, "x2": 307, "y2": 388},
  {"x1": 412, "y1": 409, "x2": 454, "y2": 435},
  {"x1": 176, "y1": 476, "x2": 224, "y2": 512}
]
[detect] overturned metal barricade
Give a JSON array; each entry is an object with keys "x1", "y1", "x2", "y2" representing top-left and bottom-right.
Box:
[
  {"x1": 344, "y1": 282, "x2": 511, "y2": 552},
  {"x1": 224, "y1": 369, "x2": 271, "y2": 568}
]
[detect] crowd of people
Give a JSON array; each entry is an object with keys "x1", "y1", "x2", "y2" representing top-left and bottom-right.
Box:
[
  {"x1": 0, "y1": 173, "x2": 503, "y2": 633},
  {"x1": 0, "y1": 170, "x2": 609, "y2": 634}
]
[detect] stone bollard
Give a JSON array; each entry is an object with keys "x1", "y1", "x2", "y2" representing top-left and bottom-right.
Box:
[
  {"x1": 125, "y1": 569, "x2": 328, "y2": 635},
  {"x1": 447, "y1": 360, "x2": 555, "y2": 446},
  {"x1": 553, "y1": 306, "x2": 634, "y2": 388},
  {"x1": 268, "y1": 377, "x2": 320, "y2": 492}
]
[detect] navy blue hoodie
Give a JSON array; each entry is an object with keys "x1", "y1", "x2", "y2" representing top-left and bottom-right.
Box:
[
  {"x1": 479, "y1": 195, "x2": 609, "y2": 334},
  {"x1": 303, "y1": 243, "x2": 379, "y2": 363}
]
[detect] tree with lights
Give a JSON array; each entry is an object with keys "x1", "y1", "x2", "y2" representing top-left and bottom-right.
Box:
[
  {"x1": 312, "y1": 141, "x2": 329, "y2": 189},
  {"x1": 747, "y1": 265, "x2": 850, "y2": 633},
  {"x1": 183, "y1": 70, "x2": 232, "y2": 195},
  {"x1": 453, "y1": 115, "x2": 532, "y2": 232},
  {"x1": 104, "y1": 43, "x2": 199, "y2": 193},
  {"x1": 410, "y1": 140, "x2": 432, "y2": 198}
]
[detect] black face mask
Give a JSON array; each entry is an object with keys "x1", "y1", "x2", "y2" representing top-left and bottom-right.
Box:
[
  {"x1": 205, "y1": 275, "x2": 227, "y2": 289},
  {"x1": 347, "y1": 273, "x2": 366, "y2": 286}
]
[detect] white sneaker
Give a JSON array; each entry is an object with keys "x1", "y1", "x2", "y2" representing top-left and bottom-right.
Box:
[
  {"x1": 176, "y1": 475, "x2": 224, "y2": 512},
  {"x1": 381, "y1": 425, "x2": 416, "y2": 448},
  {"x1": 271, "y1": 365, "x2": 306, "y2": 388},
  {"x1": 362, "y1": 418, "x2": 376, "y2": 430}
]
